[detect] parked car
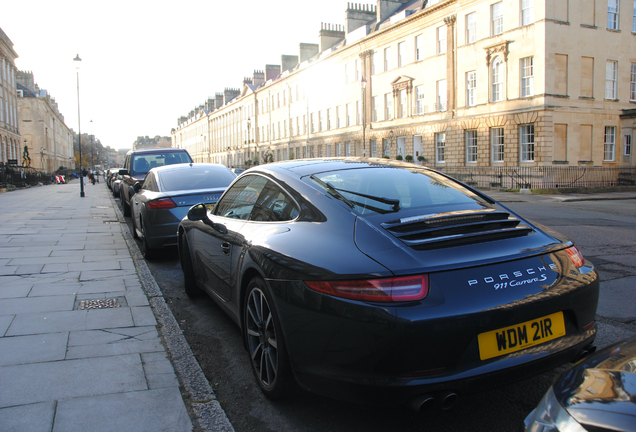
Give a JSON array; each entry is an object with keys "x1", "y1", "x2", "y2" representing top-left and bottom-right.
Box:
[
  {"x1": 112, "y1": 172, "x2": 123, "y2": 198},
  {"x1": 524, "y1": 334, "x2": 636, "y2": 431},
  {"x1": 177, "y1": 158, "x2": 599, "y2": 408},
  {"x1": 119, "y1": 148, "x2": 192, "y2": 217},
  {"x1": 106, "y1": 168, "x2": 119, "y2": 191},
  {"x1": 131, "y1": 163, "x2": 235, "y2": 259}
]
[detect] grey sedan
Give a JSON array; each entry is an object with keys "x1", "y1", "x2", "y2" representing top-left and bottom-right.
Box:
[{"x1": 131, "y1": 163, "x2": 236, "y2": 259}]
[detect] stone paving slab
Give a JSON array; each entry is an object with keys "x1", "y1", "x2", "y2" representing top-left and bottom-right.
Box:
[
  {"x1": 52, "y1": 387, "x2": 191, "y2": 432},
  {"x1": 0, "y1": 401, "x2": 56, "y2": 432},
  {"x1": 0, "y1": 354, "x2": 147, "y2": 408},
  {"x1": 0, "y1": 295, "x2": 76, "y2": 315},
  {"x1": 0, "y1": 332, "x2": 68, "y2": 366}
]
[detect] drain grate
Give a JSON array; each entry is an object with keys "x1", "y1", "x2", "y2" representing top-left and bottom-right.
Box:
[
  {"x1": 77, "y1": 298, "x2": 121, "y2": 310},
  {"x1": 103, "y1": 220, "x2": 119, "y2": 224}
]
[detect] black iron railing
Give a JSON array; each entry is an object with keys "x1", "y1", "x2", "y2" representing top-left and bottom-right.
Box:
[
  {"x1": 438, "y1": 166, "x2": 636, "y2": 189},
  {"x1": 0, "y1": 164, "x2": 67, "y2": 189}
]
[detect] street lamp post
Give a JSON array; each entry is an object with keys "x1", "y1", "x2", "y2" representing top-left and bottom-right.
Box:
[
  {"x1": 90, "y1": 119, "x2": 94, "y2": 170},
  {"x1": 361, "y1": 77, "x2": 367, "y2": 157},
  {"x1": 74, "y1": 54, "x2": 85, "y2": 197}
]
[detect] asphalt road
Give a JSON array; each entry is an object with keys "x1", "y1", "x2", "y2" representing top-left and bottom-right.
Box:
[{"x1": 117, "y1": 190, "x2": 636, "y2": 432}]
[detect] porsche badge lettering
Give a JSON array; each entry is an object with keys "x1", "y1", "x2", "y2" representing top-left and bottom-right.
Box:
[{"x1": 467, "y1": 264, "x2": 557, "y2": 289}]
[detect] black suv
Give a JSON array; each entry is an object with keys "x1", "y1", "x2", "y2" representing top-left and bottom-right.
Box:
[{"x1": 119, "y1": 148, "x2": 192, "y2": 216}]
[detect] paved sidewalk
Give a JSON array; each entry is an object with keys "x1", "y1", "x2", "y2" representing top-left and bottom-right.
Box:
[{"x1": 0, "y1": 181, "x2": 233, "y2": 432}]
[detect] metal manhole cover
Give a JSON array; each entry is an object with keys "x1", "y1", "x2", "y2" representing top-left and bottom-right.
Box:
[{"x1": 76, "y1": 298, "x2": 123, "y2": 310}]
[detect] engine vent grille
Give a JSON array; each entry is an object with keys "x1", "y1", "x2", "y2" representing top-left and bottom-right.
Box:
[{"x1": 381, "y1": 210, "x2": 533, "y2": 250}]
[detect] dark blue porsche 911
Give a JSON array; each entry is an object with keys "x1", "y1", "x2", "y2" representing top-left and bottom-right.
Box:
[{"x1": 177, "y1": 158, "x2": 599, "y2": 410}]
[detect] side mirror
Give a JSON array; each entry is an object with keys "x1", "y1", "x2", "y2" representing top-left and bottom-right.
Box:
[
  {"x1": 133, "y1": 182, "x2": 142, "y2": 193},
  {"x1": 187, "y1": 204, "x2": 227, "y2": 234}
]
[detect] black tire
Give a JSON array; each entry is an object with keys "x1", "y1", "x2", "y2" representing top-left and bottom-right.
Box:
[
  {"x1": 140, "y1": 220, "x2": 157, "y2": 260},
  {"x1": 130, "y1": 207, "x2": 139, "y2": 239},
  {"x1": 122, "y1": 196, "x2": 131, "y2": 217},
  {"x1": 179, "y1": 235, "x2": 201, "y2": 297},
  {"x1": 244, "y1": 278, "x2": 291, "y2": 399}
]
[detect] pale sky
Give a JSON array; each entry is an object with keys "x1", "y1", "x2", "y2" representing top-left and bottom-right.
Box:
[{"x1": 3, "y1": 0, "x2": 350, "y2": 149}]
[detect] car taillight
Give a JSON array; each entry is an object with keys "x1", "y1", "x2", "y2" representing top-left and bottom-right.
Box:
[
  {"x1": 147, "y1": 198, "x2": 177, "y2": 210},
  {"x1": 305, "y1": 275, "x2": 429, "y2": 302},
  {"x1": 565, "y1": 246, "x2": 585, "y2": 268}
]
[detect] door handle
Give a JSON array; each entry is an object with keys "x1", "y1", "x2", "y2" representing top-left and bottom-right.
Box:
[{"x1": 221, "y1": 242, "x2": 230, "y2": 255}]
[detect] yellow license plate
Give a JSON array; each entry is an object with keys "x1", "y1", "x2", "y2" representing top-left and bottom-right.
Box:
[
  {"x1": 478, "y1": 312, "x2": 565, "y2": 360},
  {"x1": 204, "y1": 203, "x2": 216, "y2": 211}
]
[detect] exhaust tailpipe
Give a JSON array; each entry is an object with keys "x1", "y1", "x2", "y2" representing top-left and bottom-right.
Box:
[
  {"x1": 408, "y1": 394, "x2": 436, "y2": 413},
  {"x1": 440, "y1": 391, "x2": 459, "y2": 410}
]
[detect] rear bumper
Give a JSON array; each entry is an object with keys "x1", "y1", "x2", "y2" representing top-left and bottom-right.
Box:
[{"x1": 291, "y1": 328, "x2": 596, "y2": 406}]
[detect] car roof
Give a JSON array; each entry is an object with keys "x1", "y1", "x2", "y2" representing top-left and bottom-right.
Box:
[
  {"x1": 256, "y1": 157, "x2": 433, "y2": 177},
  {"x1": 125, "y1": 148, "x2": 189, "y2": 156},
  {"x1": 150, "y1": 163, "x2": 229, "y2": 174}
]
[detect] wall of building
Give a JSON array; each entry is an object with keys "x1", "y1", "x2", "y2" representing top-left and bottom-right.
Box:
[
  {"x1": 0, "y1": 27, "x2": 20, "y2": 165},
  {"x1": 172, "y1": 0, "x2": 636, "y2": 170}
]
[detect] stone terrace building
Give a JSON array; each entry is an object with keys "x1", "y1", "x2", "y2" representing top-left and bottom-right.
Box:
[
  {"x1": 0, "y1": 28, "x2": 20, "y2": 165},
  {"x1": 172, "y1": 0, "x2": 636, "y2": 186},
  {"x1": 17, "y1": 71, "x2": 75, "y2": 171}
]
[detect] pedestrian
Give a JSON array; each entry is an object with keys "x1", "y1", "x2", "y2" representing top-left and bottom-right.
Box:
[
  {"x1": 82, "y1": 168, "x2": 88, "y2": 186},
  {"x1": 89, "y1": 171, "x2": 95, "y2": 185}
]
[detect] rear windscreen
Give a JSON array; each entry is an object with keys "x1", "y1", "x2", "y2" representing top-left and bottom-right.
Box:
[
  {"x1": 131, "y1": 152, "x2": 192, "y2": 176},
  {"x1": 309, "y1": 167, "x2": 482, "y2": 215},
  {"x1": 160, "y1": 166, "x2": 236, "y2": 192}
]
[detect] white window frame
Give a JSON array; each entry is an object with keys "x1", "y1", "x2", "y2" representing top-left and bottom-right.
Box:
[
  {"x1": 521, "y1": 57, "x2": 534, "y2": 97},
  {"x1": 372, "y1": 96, "x2": 379, "y2": 122},
  {"x1": 385, "y1": 93, "x2": 393, "y2": 120},
  {"x1": 466, "y1": 130, "x2": 478, "y2": 163},
  {"x1": 437, "y1": 79, "x2": 447, "y2": 111},
  {"x1": 415, "y1": 34, "x2": 424, "y2": 61},
  {"x1": 520, "y1": 125, "x2": 535, "y2": 162},
  {"x1": 398, "y1": 42, "x2": 405, "y2": 67},
  {"x1": 605, "y1": 126, "x2": 617, "y2": 161},
  {"x1": 415, "y1": 85, "x2": 425, "y2": 115},
  {"x1": 372, "y1": 51, "x2": 378, "y2": 75},
  {"x1": 521, "y1": 0, "x2": 534, "y2": 26},
  {"x1": 625, "y1": 134, "x2": 632, "y2": 156},
  {"x1": 435, "y1": 133, "x2": 446, "y2": 163},
  {"x1": 371, "y1": 140, "x2": 377, "y2": 157},
  {"x1": 491, "y1": 57, "x2": 503, "y2": 102},
  {"x1": 384, "y1": 47, "x2": 391, "y2": 72},
  {"x1": 466, "y1": 12, "x2": 477, "y2": 44},
  {"x1": 398, "y1": 89, "x2": 407, "y2": 118},
  {"x1": 608, "y1": 0, "x2": 620, "y2": 30},
  {"x1": 466, "y1": 71, "x2": 477, "y2": 106},
  {"x1": 606, "y1": 60, "x2": 618, "y2": 100},
  {"x1": 437, "y1": 26, "x2": 447, "y2": 55},
  {"x1": 491, "y1": 127, "x2": 505, "y2": 162},
  {"x1": 346, "y1": 103, "x2": 351, "y2": 127},
  {"x1": 633, "y1": 0, "x2": 636, "y2": 32},
  {"x1": 491, "y1": 2, "x2": 503, "y2": 36},
  {"x1": 631, "y1": 64, "x2": 636, "y2": 101}
]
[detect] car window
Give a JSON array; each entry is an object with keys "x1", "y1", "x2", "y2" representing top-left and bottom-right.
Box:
[
  {"x1": 214, "y1": 175, "x2": 268, "y2": 220},
  {"x1": 249, "y1": 181, "x2": 299, "y2": 222},
  {"x1": 160, "y1": 167, "x2": 236, "y2": 192},
  {"x1": 141, "y1": 173, "x2": 158, "y2": 192},
  {"x1": 311, "y1": 167, "x2": 479, "y2": 215},
  {"x1": 130, "y1": 152, "x2": 191, "y2": 177}
]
